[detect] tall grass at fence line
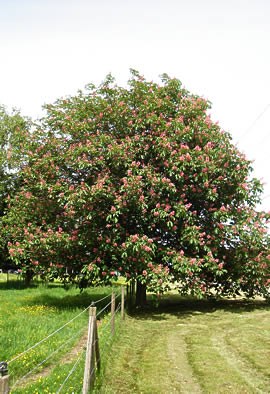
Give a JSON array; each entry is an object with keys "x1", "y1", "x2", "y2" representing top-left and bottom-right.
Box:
[{"x1": 0, "y1": 282, "x2": 121, "y2": 392}]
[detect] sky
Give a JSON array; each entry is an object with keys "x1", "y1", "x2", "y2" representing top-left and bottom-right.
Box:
[{"x1": 0, "y1": 0, "x2": 270, "y2": 209}]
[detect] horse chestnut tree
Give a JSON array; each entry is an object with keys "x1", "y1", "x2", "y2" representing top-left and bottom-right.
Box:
[{"x1": 4, "y1": 71, "x2": 270, "y2": 301}]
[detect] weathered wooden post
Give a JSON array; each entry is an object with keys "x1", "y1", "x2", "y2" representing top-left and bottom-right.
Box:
[
  {"x1": 82, "y1": 304, "x2": 97, "y2": 394},
  {"x1": 121, "y1": 286, "x2": 125, "y2": 320},
  {"x1": 94, "y1": 321, "x2": 101, "y2": 372},
  {"x1": 111, "y1": 292, "x2": 115, "y2": 335},
  {"x1": 127, "y1": 279, "x2": 135, "y2": 311},
  {"x1": 0, "y1": 362, "x2": 9, "y2": 394}
]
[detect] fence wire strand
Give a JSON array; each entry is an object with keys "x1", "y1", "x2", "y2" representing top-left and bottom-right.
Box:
[
  {"x1": 55, "y1": 350, "x2": 85, "y2": 394},
  {"x1": 92, "y1": 293, "x2": 112, "y2": 305},
  {"x1": 95, "y1": 292, "x2": 121, "y2": 319},
  {"x1": 8, "y1": 305, "x2": 90, "y2": 364},
  {"x1": 96, "y1": 299, "x2": 112, "y2": 318},
  {"x1": 8, "y1": 291, "x2": 117, "y2": 364},
  {"x1": 10, "y1": 327, "x2": 86, "y2": 390},
  {"x1": 98, "y1": 302, "x2": 121, "y2": 340}
]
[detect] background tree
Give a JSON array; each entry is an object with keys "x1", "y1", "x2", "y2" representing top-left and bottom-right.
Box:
[
  {"x1": 4, "y1": 71, "x2": 270, "y2": 300},
  {"x1": 0, "y1": 105, "x2": 31, "y2": 272}
]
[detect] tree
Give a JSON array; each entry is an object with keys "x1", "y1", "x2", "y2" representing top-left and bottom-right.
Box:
[
  {"x1": 0, "y1": 105, "x2": 31, "y2": 272},
  {"x1": 4, "y1": 71, "x2": 270, "y2": 300}
]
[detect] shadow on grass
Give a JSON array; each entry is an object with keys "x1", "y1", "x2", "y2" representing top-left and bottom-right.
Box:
[
  {"x1": 0, "y1": 278, "x2": 121, "y2": 314},
  {"x1": 0, "y1": 279, "x2": 38, "y2": 290},
  {"x1": 28, "y1": 291, "x2": 112, "y2": 310},
  {"x1": 0, "y1": 279, "x2": 68, "y2": 291},
  {"x1": 128, "y1": 293, "x2": 270, "y2": 321},
  {"x1": 24, "y1": 285, "x2": 121, "y2": 315}
]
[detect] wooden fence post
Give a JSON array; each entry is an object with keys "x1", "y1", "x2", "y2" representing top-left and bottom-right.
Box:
[
  {"x1": 131, "y1": 279, "x2": 135, "y2": 296},
  {"x1": 111, "y1": 292, "x2": 115, "y2": 335},
  {"x1": 0, "y1": 362, "x2": 9, "y2": 394},
  {"x1": 121, "y1": 286, "x2": 125, "y2": 320},
  {"x1": 127, "y1": 280, "x2": 136, "y2": 311},
  {"x1": 82, "y1": 305, "x2": 97, "y2": 394},
  {"x1": 94, "y1": 321, "x2": 101, "y2": 372}
]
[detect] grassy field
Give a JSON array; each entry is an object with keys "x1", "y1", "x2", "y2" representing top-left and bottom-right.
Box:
[
  {"x1": 97, "y1": 295, "x2": 270, "y2": 394},
  {"x1": 1, "y1": 277, "x2": 270, "y2": 393},
  {"x1": 0, "y1": 277, "x2": 121, "y2": 394}
]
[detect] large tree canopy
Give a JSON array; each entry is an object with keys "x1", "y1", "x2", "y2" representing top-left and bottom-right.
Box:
[{"x1": 4, "y1": 71, "x2": 270, "y2": 298}]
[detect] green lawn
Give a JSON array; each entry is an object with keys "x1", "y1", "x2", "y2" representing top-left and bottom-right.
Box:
[{"x1": 97, "y1": 296, "x2": 270, "y2": 394}]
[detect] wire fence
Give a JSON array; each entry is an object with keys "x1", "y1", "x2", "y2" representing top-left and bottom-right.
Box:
[
  {"x1": 0, "y1": 287, "x2": 126, "y2": 394},
  {"x1": 10, "y1": 327, "x2": 86, "y2": 391},
  {"x1": 8, "y1": 304, "x2": 91, "y2": 365}
]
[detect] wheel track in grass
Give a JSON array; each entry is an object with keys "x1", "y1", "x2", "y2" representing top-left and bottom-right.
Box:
[
  {"x1": 211, "y1": 334, "x2": 270, "y2": 393},
  {"x1": 98, "y1": 317, "x2": 203, "y2": 394},
  {"x1": 166, "y1": 330, "x2": 202, "y2": 393}
]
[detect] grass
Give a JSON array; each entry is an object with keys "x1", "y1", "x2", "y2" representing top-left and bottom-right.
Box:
[
  {"x1": 97, "y1": 295, "x2": 270, "y2": 394},
  {"x1": 0, "y1": 277, "x2": 122, "y2": 393},
  {"x1": 1, "y1": 277, "x2": 270, "y2": 393}
]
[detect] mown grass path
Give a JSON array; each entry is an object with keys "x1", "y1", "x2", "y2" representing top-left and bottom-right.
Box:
[{"x1": 97, "y1": 299, "x2": 270, "y2": 394}]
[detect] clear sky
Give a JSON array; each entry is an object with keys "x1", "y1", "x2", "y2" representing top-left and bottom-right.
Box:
[{"x1": 0, "y1": 0, "x2": 270, "y2": 209}]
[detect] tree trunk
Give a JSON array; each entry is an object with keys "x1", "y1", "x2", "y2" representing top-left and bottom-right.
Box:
[
  {"x1": 24, "y1": 269, "x2": 34, "y2": 287},
  {"x1": 135, "y1": 280, "x2": 147, "y2": 307}
]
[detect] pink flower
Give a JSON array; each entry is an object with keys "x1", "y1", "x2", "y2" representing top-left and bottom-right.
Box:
[
  {"x1": 9, "y1": 248, "x2": 15, "y2": 256},
  {"x1": 143, "y1": 245, "x2": 152, "y2": 252},
  {"x1": 185, "y1": 153, "x2": 191, "y2": 161},
  {"x1": 131, "y1": 234, "x2": 139, "y2": 242}
]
